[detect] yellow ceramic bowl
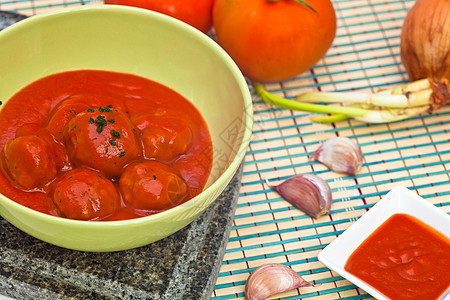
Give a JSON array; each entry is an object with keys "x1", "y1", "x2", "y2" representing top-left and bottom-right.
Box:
[{"x1": 0, "y1": 5, "x2": 253, "y2": 251}]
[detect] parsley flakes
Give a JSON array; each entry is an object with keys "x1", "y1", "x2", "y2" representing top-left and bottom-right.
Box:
[{"x1": 111, "y1": 130, "x2": 121, "y2": 138}]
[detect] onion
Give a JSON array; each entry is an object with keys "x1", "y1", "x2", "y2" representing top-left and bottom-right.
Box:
[{"x1": 400, "y1": 0, "x2": 450, "y2": 110}]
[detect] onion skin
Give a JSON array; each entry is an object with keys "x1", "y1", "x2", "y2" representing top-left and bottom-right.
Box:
[{"x1": 400, "y1": 0, "x2": 450, "y2": 109}]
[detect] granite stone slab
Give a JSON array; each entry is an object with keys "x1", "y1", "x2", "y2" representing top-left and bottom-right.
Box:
[
  {"x1": 0, "y1": 164, "x2": 242, "y2": 300},
  {"x1": 0, "y1": 11, "x2": 26, "y2": 29}
]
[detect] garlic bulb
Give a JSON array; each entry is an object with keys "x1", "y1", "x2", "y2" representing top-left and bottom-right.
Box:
[
  {"x1": 310, "y1": 136, "x2": 363, "y2": 176},
  {"x1": 400, "y1": 0, "x2": 450, "y2": 109},
  {"x1": 270, "y1": 174, "x2": 332, "y2": 219},
  {"x1": 245, "y1": 263, "x2": 312, "y2": 300}
]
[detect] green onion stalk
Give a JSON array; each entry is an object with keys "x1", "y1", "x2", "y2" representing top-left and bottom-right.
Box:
[{"x1": 254, "y1": 78, "x2": 434, "y2": 123}]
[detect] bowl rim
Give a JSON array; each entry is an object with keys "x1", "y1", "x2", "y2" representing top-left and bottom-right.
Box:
[{"x1": 0, "y1": 5, "x2": 254, "y2": 227}]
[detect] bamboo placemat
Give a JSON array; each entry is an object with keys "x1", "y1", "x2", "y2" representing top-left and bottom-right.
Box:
[{"x1": 2, "y1": 0, "x2": 450, "y2": 299}]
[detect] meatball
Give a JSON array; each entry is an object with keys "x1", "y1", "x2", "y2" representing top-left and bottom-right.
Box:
[
  {"x1": 64, "y1": 108, "x2": 142, "y2": 178},
  {"x1": 2, "y1": 135, "x2": 57, "y2": 190},
  {"x1": 132, "y1": 114, "x2": 193, "y2": 162},
  {"x1": 46, "y1": 102, "x2": 90, "y2": 143},
  {"x1": 119, "y1": 161, "x2": 188, "y2": 211},
  {"x1": 64, "y1": 94, "x2": 127, "y2": 113},
  {"x1": 15, "y1": 123, "x2": 70, "y2": 171},
  {"x1": 51, "y1": 168, "x2": 120, "y2": 220},
  {"x1": 46, "y1": 94, "x2": 127, "y2": 143}
]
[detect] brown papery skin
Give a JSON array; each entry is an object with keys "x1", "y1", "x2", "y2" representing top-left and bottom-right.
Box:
[{"x1": 400, "y1": 0, "x2": 450, "y2": 109}]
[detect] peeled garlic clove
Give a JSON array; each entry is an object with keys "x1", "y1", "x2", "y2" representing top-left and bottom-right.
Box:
[
  {"x1": 310, "y1": 136, "x2": 363, "y2": 176},
  {"x1": 272, "y1": 174, "x2": 332, "y2": 219},
  {"x1": 245, "y1": 263, "x2": 312, "y2": 300}
]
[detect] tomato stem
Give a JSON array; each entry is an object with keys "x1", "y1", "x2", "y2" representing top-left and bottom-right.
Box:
[{"x1": 266, "y1": 0, "x2": 317, "y2": 13}]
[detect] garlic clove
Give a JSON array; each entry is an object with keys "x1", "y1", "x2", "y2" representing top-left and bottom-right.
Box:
[
  {"x1": 271, "y1": 174, "x2": 332, "y2": 219},
  {"x1": 245, "y1": 263, "x2": 312, "y2": 300},
  {"x1": 310, "y1": 136, "x2": 363, "y2": 176}
]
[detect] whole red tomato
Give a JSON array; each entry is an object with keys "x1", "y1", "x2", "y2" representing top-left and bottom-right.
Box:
[
  {"x1": 213, "y1": 0, "x2": 337, "y2": 82},
  {"x1": 104, "y1": 0, "x2": 215, "y2": 33}
]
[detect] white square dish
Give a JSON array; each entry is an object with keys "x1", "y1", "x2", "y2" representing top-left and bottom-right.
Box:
[{"x1": 318, "y1": 186, "x2": 450, "y2": 300}]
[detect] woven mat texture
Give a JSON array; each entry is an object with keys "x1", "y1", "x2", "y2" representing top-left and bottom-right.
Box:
[{"x1": 1, "y1": 0, "x2": 449, "y2": 299}]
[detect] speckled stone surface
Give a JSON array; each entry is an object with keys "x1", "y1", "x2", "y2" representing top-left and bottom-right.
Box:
[
  {"x1": 0, "y1": 164, "x2": 242, "y2": 300},
  {"x1": 0, "y1": 11, "x2": 26, "y2": 29}
]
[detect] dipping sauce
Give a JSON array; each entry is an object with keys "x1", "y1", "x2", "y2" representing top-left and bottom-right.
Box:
[
  {"x1": 0, "y1": 70, "x2": 213, "y2": 221},
  {"x1": 345, "y1": 213, "x2": 450, "y2": 300}
]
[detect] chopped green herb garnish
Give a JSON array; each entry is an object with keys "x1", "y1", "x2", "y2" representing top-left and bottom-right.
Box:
[
  {"x1": 95, "y1": 115, "x2": 107, "y2": 126},
  {"x1": 119, "y1": 151, "x2": 126, "y2": 157},
  {"x1": 97, "y1": 124, "x2": 104, "y2": 133},
  {"x1": 109, "y1": 140, "x2": 117, "y2": 146},
  {"x1": 71, "y1": 125, "x2": 77, "y2": 131},
  {"x1": 98, "y1": 105, "x2": 113, "y2": 112},
  {"x1": 87, "y1": 108, "x2": 95, "y2": 112},
  {"x1": 89, "y1": 117, "x2": 94, "y2": 124},
  {"x1": 111, "y1": 130, "x2": 121, "y2": 138},
  {"x1": 108, "y1": 119, "x2": 115, "y2": 123},
  {"x1": 153, "y1": 175, "x2": 157, "y2": 180}
]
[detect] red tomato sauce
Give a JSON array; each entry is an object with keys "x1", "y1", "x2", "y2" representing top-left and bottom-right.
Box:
[
  {"x1": 344, "y1": 213, "x2": 450, "y2": 299},
  {"x1": 0, "y1": 70, "x2": 213, "y2": 221}
]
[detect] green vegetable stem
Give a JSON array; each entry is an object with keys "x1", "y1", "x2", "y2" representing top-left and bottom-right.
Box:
[{"x1": 254, "y1": 78, "x2": 433, "y2": 123}]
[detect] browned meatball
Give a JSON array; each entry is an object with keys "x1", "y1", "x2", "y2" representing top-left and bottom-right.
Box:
[
  {"x1": 64, "y1": 108, "x2": 142, "y2": 178},
  {"x1": 51, "y1": 168, "x2": 120, "y2": 220},
  {"x1": 132, "y1": 114, "x2": 193, "y2": 162},
  {"x1": 46, "y1": 94, "x2": 128, "y2": 141},
  {"x1": 2, "y1": 135, "x2": 57, "y2": 190},
  {"x1": 119, "y1": 161, "x2": 188, "y2": 211}
]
